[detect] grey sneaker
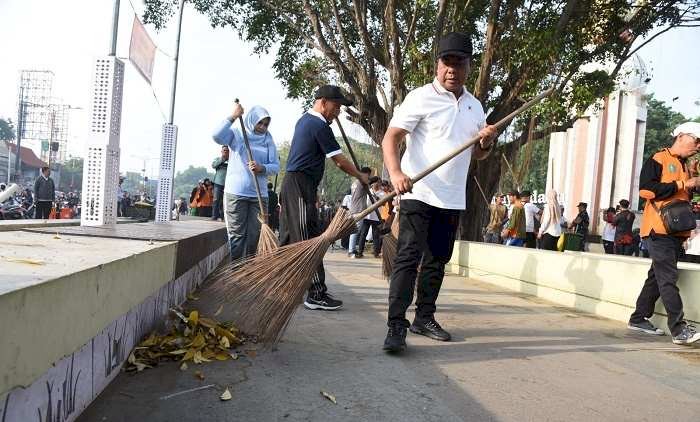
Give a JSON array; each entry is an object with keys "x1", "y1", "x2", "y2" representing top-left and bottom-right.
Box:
[
  {"x1": 672, "y1": 324, "x2": 700, "y2": 345},
  {"x1": 627, "y1": 320, "x2": 665, "y2": 336}
]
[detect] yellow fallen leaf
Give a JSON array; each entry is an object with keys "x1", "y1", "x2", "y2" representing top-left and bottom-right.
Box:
[
  {"x1": 209, "y1": 327, "x2": 217, "y2": 337},
  {"x1": 321, "y1": 391, "x2": 337, "y2": 404},
  {"x1": 170, "y1": 349, "x2": 187, "y2": 355},
  {"x1": 195, "y1": 370, "x2": 205, "y2": 380},
  {"x1": 220, "y1": 389, "x2": 232, "y2": 401},
  {"x1": 219, "y1": 337, "x2": 230, "y2": 349},
  {"x1": 183, "y1": 348, "x2": 196, "y2": 359},
  {"x1": 213, "y1": 305, "x2": 224, "y2": 317},
  {"x1": 188, "y1": 310, "x2": 199, "y2": 326},
  {"x1": 180, "y1": 362, "x2": 188, "y2": 371},
  {"x1": 187, "y1": 293, "x2": 199, "y2": 301},
  {"x1": 200, "y1": 317, "x2": 218, "y2": 329},
  {"x1": 128, "y1": 353, "x2": 136, "y2": 365},
  {"x1": 135, "y1": 362, "x2": 148, "y2": 372},
  {"x1": 230, "y1": 352, "x2": 239, "y2": 360},
  {"x1": 190, "y1": 333, "x2": 205, "y2": 349},
  {"x1": 215, "y1": 353, "x2": 230, "y2": 361},
  {"x1": 2, "y1": 257, "x2": 45, "y2": 265}
]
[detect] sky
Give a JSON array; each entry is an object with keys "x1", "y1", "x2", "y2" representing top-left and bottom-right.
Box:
[{"x1": 0, "y1": 0, "x2": 699, "y2": 178}]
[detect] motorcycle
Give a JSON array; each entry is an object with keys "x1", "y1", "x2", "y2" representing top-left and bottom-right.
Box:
[{"x1": 0, "y1": 197, "x2": 32, "y2": 220}]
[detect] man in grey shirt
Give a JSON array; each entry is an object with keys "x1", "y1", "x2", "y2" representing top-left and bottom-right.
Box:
[{"x1": 348, "y1": 167, "x2": 373, "y2": 257}]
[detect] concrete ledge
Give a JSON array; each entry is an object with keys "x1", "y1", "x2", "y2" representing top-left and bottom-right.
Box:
[
  {"x1": 448, "y1": 241, "x2": 700, "y2": 331},
  {"x1": 0, "y1": 217, "x2": 146, "y2": 232},
  {"x1": 0, "y1": 222, "x2": 228, "y2": 422}
]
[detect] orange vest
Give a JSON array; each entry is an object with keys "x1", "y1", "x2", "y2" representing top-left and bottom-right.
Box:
[{"x1": 639, "y1": 149, "x2": 691, "y2": 237}]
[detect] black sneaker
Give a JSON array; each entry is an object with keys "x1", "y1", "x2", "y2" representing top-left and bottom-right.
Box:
[
  {"x1": 409, "y1": 318, "x2": 451, "y2": 341},
  {"x1": 304, "y1": 293, "x2": 343, "y2": 311},
  {"x1": 672, "y1": 324, "x2": 700, "y2": 345},
  {"x1": 383, "y1": 325, "x2": 407, "y2": 352},
  {"x1": 628, "y1": 319, "x2": 665, "y2": 335}
]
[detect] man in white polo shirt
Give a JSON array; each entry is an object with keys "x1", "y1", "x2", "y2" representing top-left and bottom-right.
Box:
[{"x1": 382, "y1": 32, "x2": 497, "y2": 353}]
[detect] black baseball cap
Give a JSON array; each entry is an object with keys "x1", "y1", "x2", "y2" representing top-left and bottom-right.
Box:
[
  {"x1": 437, "y1": 32, "x2": 473, "y2": 59},
  {"x1": 315, "y1": 85, "x2": 353, "y2": 106}
]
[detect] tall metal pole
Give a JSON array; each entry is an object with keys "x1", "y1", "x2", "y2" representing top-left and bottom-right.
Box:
[
  {"x1": 168, "y1": 0, "x2": 186, "y2": 124},
  {"x1": 155, "y1": 0, "x2": 185, "y2": 222},
  {"x1": 109, "y1": 0, "x2": 121, "y2": 56},
  {"x1": 13, "y1": 86, "x2": 25, "y2": 183}
]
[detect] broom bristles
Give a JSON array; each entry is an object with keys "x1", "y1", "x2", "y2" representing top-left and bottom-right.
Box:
[
  {"x1": 381, "y1": 233, "x2": 397, "y2": 279},
  {"x1": 212, "y1": 209, "x2": 358, "y2": 344},
  {"x1": 257, "y1": 221, "x2": 279, "y2": 256}
]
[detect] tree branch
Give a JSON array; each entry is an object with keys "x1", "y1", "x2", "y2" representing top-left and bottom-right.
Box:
[
  {"x1": 301, "y1": 0, "x2": 363, "y2": 98},
  {"x1": 403, "y1": 1, "x2": 419, "y2": 53},
  {"x1": 474, "y1": 0, "x2": 502, "y2": 103},
  {"x1": 330, "y1": 0, "x2": 362, "y2": 73}
]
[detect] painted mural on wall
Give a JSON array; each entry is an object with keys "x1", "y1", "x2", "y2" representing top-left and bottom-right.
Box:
[{"x1": 0, "y1": 245, "x2": 228, "y2": 422}]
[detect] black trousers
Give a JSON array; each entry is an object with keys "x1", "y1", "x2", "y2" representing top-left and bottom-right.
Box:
[
  {"x1": 603, "y1": 240, "x2": 615, "y2": 254},
  {"x1": 525, "y1": 232, "x2": 537, "y2": 248},
  {"x1": 615, "y1": 243, "x2": 634, "y2": 256},
  {"x1": 278, "y1": 172, "x2": 327, "y2": 298},
  {"x1": 212, "y1": 183, "x2": 224, "y2": 220},
  {"x1": 540, "y1": 233, "x2": 559, "y2": 251},
  {"x1": 35, "y1": 201, "x2": 52, "y2": 219},
  {"x1": 630, "y1": 234, "x2": 686, "y2": 336},
  {"x1": 388, "y1": 199, "x2": 460, "y2": 328},
  {"x1": 358, "y1": 219, "x2": 381, "y2": 256}
]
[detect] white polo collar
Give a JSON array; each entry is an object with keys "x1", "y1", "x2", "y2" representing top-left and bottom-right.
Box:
[
  {"x1": 431, "y1": 78, "x2": 468, "y2": 101},
  {"x1": 307, "y1": 109, "x2": 329, "y2": 124}
]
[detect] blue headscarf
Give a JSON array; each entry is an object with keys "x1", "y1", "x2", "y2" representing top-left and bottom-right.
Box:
[{"x1": 242, "y1": 105, "x2": 271, "y2": 143}]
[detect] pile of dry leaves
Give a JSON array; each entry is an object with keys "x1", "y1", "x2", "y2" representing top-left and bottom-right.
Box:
[{"x1": 125, "y1": 307, "x2": 247, "y2": 373}]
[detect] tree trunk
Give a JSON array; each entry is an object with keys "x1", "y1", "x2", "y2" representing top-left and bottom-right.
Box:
[{"x1": 460, "y1": 152, "x2": 503, "y2": 241}]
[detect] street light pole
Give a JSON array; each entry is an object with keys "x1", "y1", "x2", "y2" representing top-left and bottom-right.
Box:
[
  {"x1": 155, "y1": 0, "x2": 186, "y2": 222},
  {"x1": 13, "y1": 86, "x2": 25, "y2": 183},
  {"x1": 109, "y1": 0, "x2": 121, "y2": 56}
]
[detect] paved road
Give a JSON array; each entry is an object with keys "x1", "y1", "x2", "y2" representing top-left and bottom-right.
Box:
[{"x1": 79, "y1": 250, "x2": 700, "y2": 422}]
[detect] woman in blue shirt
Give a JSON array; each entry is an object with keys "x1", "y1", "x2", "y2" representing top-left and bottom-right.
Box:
[{"x1": 213, "y1": 104, "x2": 279, "y2": 260}]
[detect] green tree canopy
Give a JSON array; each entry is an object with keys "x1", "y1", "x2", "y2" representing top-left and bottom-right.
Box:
[
  {"x1": 643, "y1": 93, "x2": 689, "y2": 161},
  {"x1": 173, "y1": 166, "x2": 214, "y2": 200},
  {"x1": 0, "y1": 118, "x2": 15, "y2": 141},
  {"x1": 275, "y1": 135, "x2": 383, "y2": 203},
  {"x1": 144, "y1": 0, "x2": 700, "y2": 239},
  {"x1": 58, "y1": 157, "x2": 83, "y2": 192}
]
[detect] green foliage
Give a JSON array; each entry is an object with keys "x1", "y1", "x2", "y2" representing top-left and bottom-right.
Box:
[
  {"x1": 0, "y1": 118, "x2": 15, "y2": 141},
  {"x1": 173, "y1": 166, "x2": 214, "y2": 200},
  {"x1": 275, "y1": 136, "x2": 382, "y2": 203},
  {"x1": 643, "y1": 94, "x2": 688, "y2": 161},
  {"x1": 57, "y1": 157, "x2": 83, "y2": 192}
]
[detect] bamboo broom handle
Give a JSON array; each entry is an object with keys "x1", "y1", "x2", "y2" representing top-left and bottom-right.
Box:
[
  {"x1": 235, "y1": 99, "x2": 268, "y2": 223},
  {"x1": 472, "y1": 176, "x2": 491, "y2": 207},
  {"x1": 353, "y1": 88, "x2": 554, "y2": 222},
  {"x1": 335, "y1": 118, "x2": 384, "y2": 222}
]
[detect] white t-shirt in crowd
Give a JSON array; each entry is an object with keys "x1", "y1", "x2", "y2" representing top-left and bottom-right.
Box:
[
  {"x1": 341, "y1": 194, "x2": 352, "y2": 209},
  {"x1": 524, "y1": 202, "x2": 540, "y2": 233},
  {"x1": 389, "y1": 79, "x2": 486, "y2": 209},
  {"x1": 602, "y1": 223, "x2": 616, "y2": 242},
  {"x1": 364, "y1": 189, "x2": 383, "y2": 221},
  {"x1": 538, "y1": 207, "x2": 562, "y2": 238}
]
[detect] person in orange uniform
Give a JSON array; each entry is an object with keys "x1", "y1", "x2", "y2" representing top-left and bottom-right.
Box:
[
  {"x1": 628, "y1": 122, "x2": 700, "y2": 345},
  {"x1": 197, "y1": 178, "x2": 214, "y2": 217}
]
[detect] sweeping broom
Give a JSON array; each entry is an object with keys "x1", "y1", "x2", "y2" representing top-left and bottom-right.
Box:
[
  {"x1": 236, "y1": 98, "x2": 278, "y2": 256},
  {"x1": 214, "y1": 88, "x2": 554, "y2": 345}
]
